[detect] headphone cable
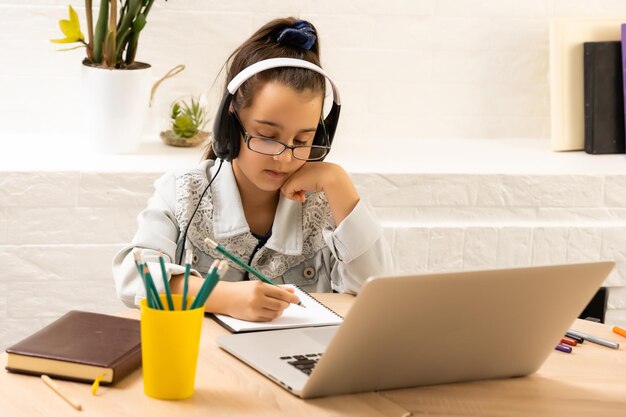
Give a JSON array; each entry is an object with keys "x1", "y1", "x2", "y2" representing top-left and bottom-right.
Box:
[{"x1": 177, "y1": 158, "x2": 224, "y2": 265}]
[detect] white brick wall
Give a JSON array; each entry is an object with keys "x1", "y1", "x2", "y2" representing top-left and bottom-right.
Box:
[
  {"x1": 6, "y1": 0, "x2": 626, "y2": 140},
  {"x1": 1, "y1": 170, "x2": 626, "y2": 349},
  {"x1": 497, "y1": 228, "x2": 533, "y2": 266}
]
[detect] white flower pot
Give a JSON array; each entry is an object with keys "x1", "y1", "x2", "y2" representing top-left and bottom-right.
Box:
[{"x1": 81, "y1": 62, "x2": 152, "y2": 154}]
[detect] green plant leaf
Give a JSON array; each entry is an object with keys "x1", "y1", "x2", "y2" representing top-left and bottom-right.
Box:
[
  {"x1": 173, "y1": 115, "x2": 199, "y2": 138},
  {"x1": 169, "y1": 96, "x2": 208, "y2": 138},
  {"x1": 50, "y1": 5, "x2": 84, "y2": 44},
  {"x1": 92, "y1": 0, "x2": 110, "y2": 64},
  {"x1": 171, "y1": 103, "x2": 181, "y2": 119}
]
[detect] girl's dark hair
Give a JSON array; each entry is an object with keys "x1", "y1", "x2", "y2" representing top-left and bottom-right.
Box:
[{"x1": 204, "y1": 17, "x2": 325, "y2": 160}]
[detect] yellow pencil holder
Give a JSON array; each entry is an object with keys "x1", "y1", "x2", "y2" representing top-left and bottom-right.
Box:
[{"x1": 140, "y1": 294, "x2": 204, "y2": 400}]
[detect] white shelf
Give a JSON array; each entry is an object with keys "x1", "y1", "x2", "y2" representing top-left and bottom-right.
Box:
[
  {"x1": 0, "y1": 134, "x2": 200, "y2": 173},
  {"x1": 1, "y1": 134, "x2": 625, "y2": 174},
  {"x1": 329, "y1": 137, "x2": 626, "y2": 175}
]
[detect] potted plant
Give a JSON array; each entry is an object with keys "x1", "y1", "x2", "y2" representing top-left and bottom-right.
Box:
[
  {"x1": 160, "y1": 96, "x2": 211, "y2": 147},
  {"x1": 51, "y1": 1, "x2": 165, "y2": 153}
]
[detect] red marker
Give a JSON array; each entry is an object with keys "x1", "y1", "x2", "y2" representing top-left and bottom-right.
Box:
[{"x1": 560, "y1": 337, "x2": 578, "y2": 347}]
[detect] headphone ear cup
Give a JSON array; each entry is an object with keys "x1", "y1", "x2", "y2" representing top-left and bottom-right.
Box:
[
  {"x1": 212, "y1": 93, "x2": 233, "y2": 160},
  {"x1": 226, "y1": 112, "x2": 241, "y2": 161},
  {"x1": 313, "y1": 102, "x2": 341, "y2": 148},
  {"x1": 323, "y1": 103, "x2": 340, "y2": 146},
  {"x1": 313, "y1": 120, "x2": 326, "y2": 147}
]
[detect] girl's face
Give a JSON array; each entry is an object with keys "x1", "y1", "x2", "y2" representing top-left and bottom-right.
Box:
[{"x1": 233, "y1": 81, "x2": 323, "y2": 193}]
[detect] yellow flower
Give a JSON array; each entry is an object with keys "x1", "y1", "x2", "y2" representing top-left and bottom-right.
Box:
[{"x1": 50, "y1": 5, "x2": 84, "y2": 44}]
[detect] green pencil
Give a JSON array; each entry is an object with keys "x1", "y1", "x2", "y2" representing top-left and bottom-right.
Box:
[
  {"x1": 196, "y1": 262, "x2": 228, "y2": 308},
  {"x1": 133, "y1": 250, "x2": 158, "y2": 309},
  {"x1": 133, "y1": 256, "x2": 151, "y2": 308},
  {"x1": 190, "y1": 260, "x2": 222, "y2": 309},
  {"x1": 181, "y1": 249, "x2": 192, "y2": 310},
  {"x1": 143, "y1": 265, "x2": 164, "y2": 310},
  {"x1": 158, "y1": 252, "x2": 175, "y2": 310},
  {"x1": 204, "y1": 238, "x2": 305, "y2": 308},
  {"x1": 195, "y1": 259, "x2": 219, "y2": 306}
]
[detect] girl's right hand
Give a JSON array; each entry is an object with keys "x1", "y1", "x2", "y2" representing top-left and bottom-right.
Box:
[{"x1": 219, "y1": 281, "x2": 300, "y2": 322}]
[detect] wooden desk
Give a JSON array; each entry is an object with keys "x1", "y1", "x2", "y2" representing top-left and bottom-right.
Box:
[{"x1": 1, "y1": 294, "x2": 625, "y2": 416}]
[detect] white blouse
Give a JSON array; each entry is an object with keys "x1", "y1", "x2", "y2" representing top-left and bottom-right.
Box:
[{"x1": 112, "y1": 159, "x2": 395, "y2": 308}]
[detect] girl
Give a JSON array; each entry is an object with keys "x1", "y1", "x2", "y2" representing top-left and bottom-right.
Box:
[{"x1": 113, "y1": 17, "x2": 395, "y2": 322}]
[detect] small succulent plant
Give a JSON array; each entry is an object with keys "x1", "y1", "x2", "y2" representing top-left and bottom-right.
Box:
[
  {"x1": 170, "y1": 98, "x2": 207, "y2": 139},
  {"x1": 161, "y1": 96, "x2": 211, "y2": 147}
]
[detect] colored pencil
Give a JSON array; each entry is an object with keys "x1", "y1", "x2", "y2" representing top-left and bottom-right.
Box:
[
  {"x1": 190, "y1": 260, "x2": 222, "y2": 309},
  {"x1": 158, "y1": 251, "x2": 174, "y2": 310},
  {"x1": 182, "y1": 249, "x2": 193, "y2": 310},
  {"x1": 143, "y1": 265, "x2": 164, "y2": 310},
  {"x1": 204, "y1": 237, "x2": 305, "y2": 308},
  {"x1": 133, "y1": 250, "x2": 158, "y2": 309}
]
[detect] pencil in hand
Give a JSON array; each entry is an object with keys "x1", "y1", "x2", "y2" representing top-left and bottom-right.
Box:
[{"x1": 204, "y1": 237, "x2": 305, "y2": 308}]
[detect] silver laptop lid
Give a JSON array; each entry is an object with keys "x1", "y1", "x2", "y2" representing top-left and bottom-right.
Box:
[{"x1": 302, "y1": 261, "x2": 614, "y2": 398}]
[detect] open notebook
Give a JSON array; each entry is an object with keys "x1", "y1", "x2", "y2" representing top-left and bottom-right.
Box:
[{"x1": 212, "y1": 285, "x2": 343, "y2": 333}]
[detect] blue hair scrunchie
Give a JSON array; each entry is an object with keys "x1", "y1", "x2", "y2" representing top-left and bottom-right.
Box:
[{"x1": 275, "y1": 20, "x2": 317, "y2": 51}]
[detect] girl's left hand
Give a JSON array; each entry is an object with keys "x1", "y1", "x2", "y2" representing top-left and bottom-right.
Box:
[
  {"x1": 281, "y1": 162, "x2": 360, "y2": 225},
  {"x1": 280, "y1": 162, "x2": 333, "y2": 203}
]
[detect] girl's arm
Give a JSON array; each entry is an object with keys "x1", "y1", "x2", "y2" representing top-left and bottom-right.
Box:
[
  {"x1": 112, "y1": 172, "x2": 190, "y2": 308},
  {"x1": 112, "y1": 169, "x2": 299, "y2": 320},
  {"x1": 281, "y1": 163, "x2": 395, "y2": 293},
  {"x1": 169, "y1": 275, "x2": 299, "y2": 322},
  {"x1": 280, "y1": 162, "x2": 359, "y2": 225}
]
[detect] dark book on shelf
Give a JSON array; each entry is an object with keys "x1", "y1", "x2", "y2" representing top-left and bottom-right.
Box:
[
  {"x1": 622, "y1": 24, "x2": 626, "y2": 150},
  {"x1": 5, "y1": 311, "x2": 141, "y2": 385},
  {"x1": 583, "y1": 41, "x2": 626, "y2": 154}
]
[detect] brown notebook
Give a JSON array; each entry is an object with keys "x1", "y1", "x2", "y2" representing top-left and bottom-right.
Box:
[{"x1": 5, "y1": 310, "x2": 141, "y2": 385}]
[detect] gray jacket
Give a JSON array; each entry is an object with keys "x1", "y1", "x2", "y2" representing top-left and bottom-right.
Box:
[{"x1": 113, "y1": 159, "x2": 395, "y2": 308}]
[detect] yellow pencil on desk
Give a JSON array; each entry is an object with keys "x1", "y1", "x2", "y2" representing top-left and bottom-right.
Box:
[
  {"x1": 41, "y1": 374, "x2": 82, "y2": 411},
  {"x1": 204, "y1": 238, "x2": 305, "y2": 308}
]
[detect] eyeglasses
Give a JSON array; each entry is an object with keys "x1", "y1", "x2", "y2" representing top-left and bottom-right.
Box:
[{"x1": 233, "y1": 112, "x2": 330, "y2": 161}]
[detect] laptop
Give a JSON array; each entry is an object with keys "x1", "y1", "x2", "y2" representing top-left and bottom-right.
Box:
[{"x1": 217, "y1": 261, "x2": 614, "y2": 398}]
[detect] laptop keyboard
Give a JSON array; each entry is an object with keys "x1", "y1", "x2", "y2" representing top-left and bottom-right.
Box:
[{"x1": 280, "y1": 353, "x2": 323, "y2": 375}]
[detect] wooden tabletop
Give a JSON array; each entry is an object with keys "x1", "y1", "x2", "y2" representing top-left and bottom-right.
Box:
[{"x1": 1, "y1": 293, "x2": 625, "y2": 416}]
